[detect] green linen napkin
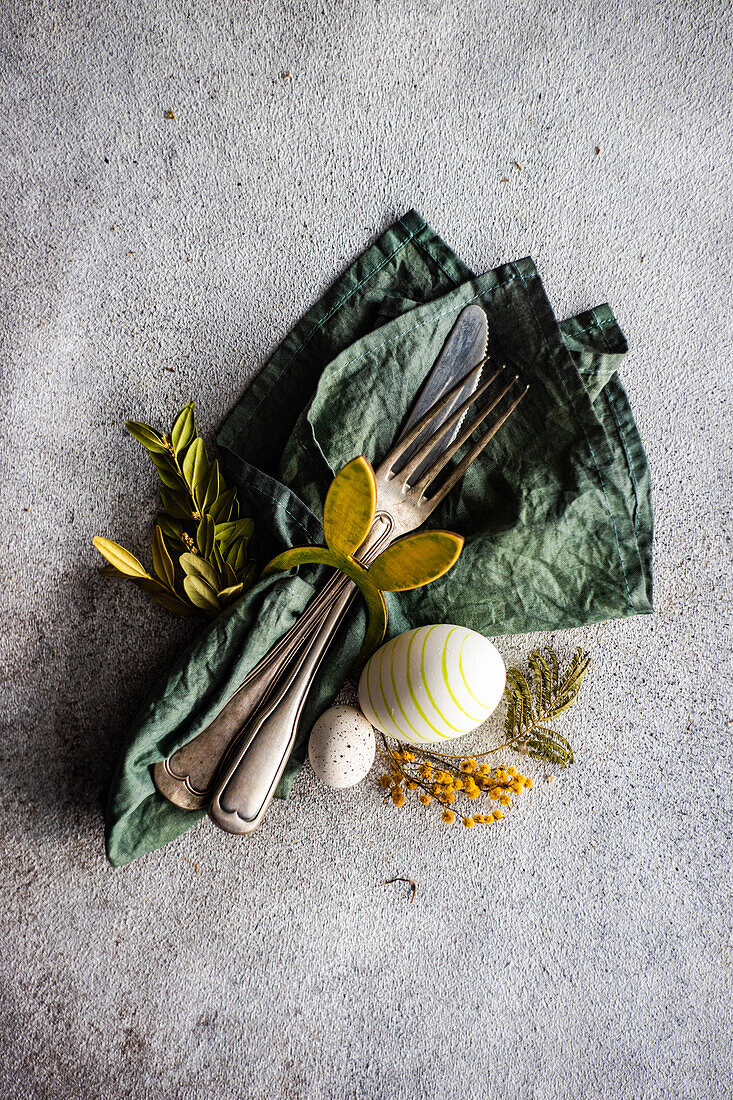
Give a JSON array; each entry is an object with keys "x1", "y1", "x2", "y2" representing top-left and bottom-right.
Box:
[{"x1": 105, "y1": 210, "x2": 652, "y2": 867}]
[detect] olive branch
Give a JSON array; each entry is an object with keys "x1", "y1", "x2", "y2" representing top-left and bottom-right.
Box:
[{"x1": 93, "y1": 402, "x2": 257, "y2": 618}]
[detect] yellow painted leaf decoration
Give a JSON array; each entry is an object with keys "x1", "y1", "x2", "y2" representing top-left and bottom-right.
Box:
[
  {"x1": 368, "y1": 531, "x2": 464, "y2": 592},
  {"x1": 322, "y1": 456, "x2": 377, "y2": 557},
  {"x1": 262, "y1": 456, "x2": 464, "y2": 667}
]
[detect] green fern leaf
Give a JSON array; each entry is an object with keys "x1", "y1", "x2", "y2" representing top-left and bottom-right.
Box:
[
  {"x1": 507, "y1": 669, "x2": 535, "y2": 723},
  {"x1": 528, "y1": 651, "x2": 552, "y2": 712},
  {"x1": 504, "y1": 694, "x2": 517, "y2": 739}
]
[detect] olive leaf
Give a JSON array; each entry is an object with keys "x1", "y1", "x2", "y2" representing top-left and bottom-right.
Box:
[
  {"x1": 157, "y1": 514, "x2": 183, "y2": 541},
  {"x1": 183, "y1": 575, "x2": 221, "y2": 615},
  {"x1": 226, "y1": 538, "x2": 248, "y2": 574},
  {"x1": 160, "y1": 486, "x2": 193, "y2": 520},
  {"x1": 151, "y1": 525, "x2": 175, "y2": 588},
  {"x1": 214, "y1": 518, "x2": 254, "y2": 548},
  {"x1": 196, "y1": 513, "x2": 215, "y2": 559},
  {"x1": 182, "y1": 437, "x2": 209, "y2": 502},
  {"x1": 93, "y1": 537, "x2": 151, "y2": 579},
  {"x1": 94, "y1": 401, "x2": 258, "y2": 620},
  {"x1": 219, "y1": 582, "x2": 245, "y2": 605},
  {"x1": 150, "y1": 452, "x2": 182, "y2": 490},
  {"x1": 209, "y1": 488, "x2": 237, "y2": 523},
  {"x1": 171, "y1": 402, "x2": 195, "y2": 456},
  {"x1": 179, "y1": 552, "x2": 219, "y2": 591},
  {"x1": 202, "y1": 460, "x2": 221, "y2": 513},
  {"x1": 368, "y1": 531, "x2": 464, "y2": 591},
  {"x1": 322, "y1": 455, "x2": 376, "y2": 557},
  {"x1": 125, "y1": 420, "x2": 170, "y2": 455},
  {"x1": 220, "y1": 560, "x2": 238, "y2": 588}
]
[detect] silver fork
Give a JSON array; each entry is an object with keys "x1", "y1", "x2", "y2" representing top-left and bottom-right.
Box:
[
  {"x1": 208, "y1": 359, "x2": 528, "y2": 834},
  {"x1": 154, "y1": 306, "x2": 489, "y2": 810}
]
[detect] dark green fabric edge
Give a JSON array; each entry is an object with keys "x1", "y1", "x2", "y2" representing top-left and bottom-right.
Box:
[
  {"x1": 104, "y1": 573, "x2": 319, "y2": 867},
  {"x1": 511, "y1": 258, "x2": 651, "y2": 618},
  {"x1": 220, "y1": 212, "x2": 442, "y2": 472},
  {"x1": 587, "y1": 305, "x2": 653, "y2": 604}
]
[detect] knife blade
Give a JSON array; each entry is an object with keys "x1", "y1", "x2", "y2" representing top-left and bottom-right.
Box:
[{"x1": 393, "y1": 303, "x2": 488, "y2": 484}]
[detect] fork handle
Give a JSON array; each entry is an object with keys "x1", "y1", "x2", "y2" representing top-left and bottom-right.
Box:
[{"x1": 208, "y1": 582, "x2": 356, "y2": 833}]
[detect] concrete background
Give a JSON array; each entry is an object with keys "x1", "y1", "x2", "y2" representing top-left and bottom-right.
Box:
[{"x1": 1, "y1": 1, "x2": 731, "y2": 1097}]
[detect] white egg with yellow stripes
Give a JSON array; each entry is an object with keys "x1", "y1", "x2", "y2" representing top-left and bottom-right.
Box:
[{"x1": 358, "y1": 624, "x2": 506, "y2": 745}]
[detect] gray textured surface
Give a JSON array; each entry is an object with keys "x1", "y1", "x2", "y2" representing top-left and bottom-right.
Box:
[{"x1": 1, "y1": 1, "x2": 731, "y2": 1097}]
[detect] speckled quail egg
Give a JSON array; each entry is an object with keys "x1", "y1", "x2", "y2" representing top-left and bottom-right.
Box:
[{"x1": 308, "y1": 705, "x2": 376, "y2": 788}]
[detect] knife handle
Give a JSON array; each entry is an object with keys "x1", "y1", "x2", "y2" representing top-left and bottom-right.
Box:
[{"x1": 208, "y1": 584, "x2": 355, "y2": 833}]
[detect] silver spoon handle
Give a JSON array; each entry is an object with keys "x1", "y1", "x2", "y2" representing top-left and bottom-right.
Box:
[
  {"x1": 207, "y1": 522, "x2": 392, "y2": 832},
  {"x1": 208, "y1": 581, "x2": 356, "y2": 833},
  {"x1": 152, "y1": 563, "x2": 353, "y2": 808},
  {"x1": 153, "y1": 517, "x2": 391, "y2": 809}
]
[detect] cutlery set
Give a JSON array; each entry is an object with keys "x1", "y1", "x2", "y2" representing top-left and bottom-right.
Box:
[{"x1": 153, "y1": 305, "x2": 528, "y2": 834}]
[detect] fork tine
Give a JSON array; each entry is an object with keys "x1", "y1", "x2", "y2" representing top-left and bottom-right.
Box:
[
  {"x1": 411, "y1": 373, "x2": 519, "y2": 495},
  {"x1": 420, "y1": 383, "x2": 529, "y2": 506},
  {"x1": 398, "y1": 365, "x2": 506, "y2": 483},
  {"x1": 383, "y1": 359, "x2": 486, "y2": 474}
]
